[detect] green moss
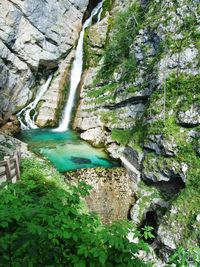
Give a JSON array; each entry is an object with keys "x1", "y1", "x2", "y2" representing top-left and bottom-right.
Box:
[
  {"x1": 135, "y1": 180, "x2": 168, "y2": 222},
  {"x1": 99, "y1": 1, "x2": 144, "y2": 80},
  {"x1": 128, "y1": 123, "x2": 146, "y2": 152},
  {"x1": 101, "y1": 0, "x2": 113, "y2": 19},
  {"x1": 140, "y1": 73, "x2": 200, "y2": 247},
  {"x1": 111, "y1": 129, "x2": 133, "y2": 146},
  {"x1": 87, "y1": 83, "x2": 118, "y2": 98},
  {"x1": 100, "y1": 110, "x2": 119, "y2": 125}
]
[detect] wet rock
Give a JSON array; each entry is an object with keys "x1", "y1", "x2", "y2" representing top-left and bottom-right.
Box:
[
  {"x1": 88, "y1": 14, "x2": 110, "y2": 50},
  {"x1": 123, "y1": 146, "x2": 144, "y2": 171},
  {"x1": 71, "y1": 156, "x2": 91, "y2": 164},
  {"x1": 36, "y1": 51, "x2": 75, "y2": 127},
  {"x1": 142, "y1": 153, "x2": 187, "y2": 183},
  {"x1": 144, "y1": 134, "x2": 177, "y2": 156},
  {"x1": 0, "y1": 115, "x2": 20, "y2": 135},
  {"x1": 0, "y1": 0, "x2": 88, "y2": 125},
  {"x1": 80, "y1": 127, "x2": 106, "y2": 146},
  {"x1": 178, "y1": 104, "x2": 200, "y2": 127}
]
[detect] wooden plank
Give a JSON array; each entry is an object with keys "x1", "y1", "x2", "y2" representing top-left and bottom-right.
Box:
[
  {"x1": 0, "y1": 161, "x2": 6, "y2": 167},
  {"x1": 4, "y1": 156, "x2": 12, "y2": 182},
  {"x1": 10, "y1": 158, "x2": 16, "y2": 164},
  {"x1": 0, "y1": 170, "x2": 6, "y2": 177},
  {"x1": 14, "y1": 153, "x2": 20, "y2": 180}
]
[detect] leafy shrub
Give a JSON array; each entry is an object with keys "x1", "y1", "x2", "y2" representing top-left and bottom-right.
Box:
[
  {"x1": 0, "y1": 159, "x2": 150, "y2": 266},
  {"x1": 167, "y1": 246, "x2": 200, "y2": 267},
  {"x1": 100, "y1": 2, "x2": 143, "y2": 79}
]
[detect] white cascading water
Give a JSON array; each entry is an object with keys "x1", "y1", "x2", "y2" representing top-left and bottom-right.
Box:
[
  {"x1": 18, "y1": 75, "x2": 52, "y2": 129},
  {"x1": 54, "y1": 1, "x2": 103, "y2": 132}
]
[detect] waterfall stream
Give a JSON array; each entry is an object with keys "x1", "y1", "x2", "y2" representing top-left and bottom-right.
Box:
[
  {"x1": 17, "y1": 75, "x2": 52, "y2": 129},
  {"x1": 18, "y1": 2, "x2": 103, "y2": 131},
  {"x1": 54, "y1": 1, "x2": 103, "y2": 132},
  {"x1": 15, "y1": 1, "x2": 118, "y2": 173}
]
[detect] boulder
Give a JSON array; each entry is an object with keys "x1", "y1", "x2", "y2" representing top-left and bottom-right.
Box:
[
  {"x1": 88, "y1": 14, "x2": 110, "y2": 50},
  {"x1": 144, "y1": 134, "x2": 177, "y2": 156},
  {"x1": 178, "y1": 104, "x2": 200, "y2": 127},
  {"x1": 123, "y1": 146, "x2": 144, "y2": 171},
  {"x1": 80, "y1": 127, "x2": 106, "y2": 145}
]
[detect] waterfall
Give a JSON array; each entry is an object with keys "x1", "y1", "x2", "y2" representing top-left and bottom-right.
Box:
[
  {"x1": 54, "y1": 1, "x2": 103, "y2": 132},
  {"x1": 18, "y1": 75, "x2": 52, "y2": 129}
]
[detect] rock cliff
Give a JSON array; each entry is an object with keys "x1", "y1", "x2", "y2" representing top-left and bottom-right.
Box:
[
  {"x1": 0, "y1": 0, "x2": 88, "y2": 126},
  {"x1": 0, "y1": 0, "x2": 199, "y2": 262},
  {"x1": 74, "y1": 0, "x2": 200, "y2": 258}
]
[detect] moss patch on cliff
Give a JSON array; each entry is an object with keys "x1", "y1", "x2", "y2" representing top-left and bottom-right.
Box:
[
  {"x1": 111, "y1": 129, "x2": 133, "y2": 146},
  {"x1": 136, "y1": 73, "x2": 200, "y2": 247},
  {"x1": 99, "y1": 1, "x2": 143, "y2": 80}
]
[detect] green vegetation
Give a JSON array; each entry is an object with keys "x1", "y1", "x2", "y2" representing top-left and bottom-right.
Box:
[
  {"x1": 87, "y1": 83, "x2": 118, "y2": 98},
  {"x1": 167, "y1": 246, "x2": 200, "y2": 267},
  {"x1": 101, "y1": 0, "x2": 113, "y2": 19},
  {"x1": 0, "y1": 158, "x2": 152, "y2": 266},
  {"x1": 145, "y1": 73, "x2": 200, "y2": 138},
  {"x1": 99, "y1": 2, "x2": 143, "y2": 80},
  {"x1": 111, "y1": 129, "x2": 133, "y2": 146},
  {"x1": 83, "y1": 28, "x2": 102, "y2": 69},
  {"x1": 127, "y1": 73, "x2": 200, "y2": 247}
]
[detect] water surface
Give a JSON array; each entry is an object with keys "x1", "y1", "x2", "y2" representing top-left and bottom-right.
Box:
[{"x1": 18, "y1": 129, "x2": 118, "y2": 172}]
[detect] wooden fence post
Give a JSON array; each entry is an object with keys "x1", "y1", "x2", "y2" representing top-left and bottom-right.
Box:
[
  {"x1": 14, "y1": 152, "x2": 20, "y2": 180},
  {"x1": 4, "y1": 156, "x2": 12, "y2": 182}
]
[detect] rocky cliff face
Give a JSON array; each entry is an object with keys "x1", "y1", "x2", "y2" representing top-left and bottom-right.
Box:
[
  {"x1": 74, "y1": 0, "x2": 200, "y2": 257},
  {"x1": 1, "y1": 0, "x2": 199, "y2": 261},
  {"x1": 0, "y1": 0, "x2": 88, "y2": 126}
]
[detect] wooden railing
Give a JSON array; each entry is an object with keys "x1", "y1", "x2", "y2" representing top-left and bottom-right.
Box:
[{"x1": 0, "y1": 151, "x2": 21, "y2": 184}]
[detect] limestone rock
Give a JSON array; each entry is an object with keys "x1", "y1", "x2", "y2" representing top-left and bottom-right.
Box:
[
  {"x1": 130, "y1": 197, "x2": 169, "y2": 225},
  {"x1": 0, "y1": 0, "x2": 88, "y2": 125},
  {"x1": 0, "y1": 133, "x2": 32, "y2": 159},
  {"x1": 178, "y1": 104, "x2": 200, "y2": 127},
  {"x1": 107, "y1": 142, "x2": 124, "y2": 159},
  {"x1": 144, "y1": 134, "x2": 177, "y2": 156},
  {"x1": 88, "y1": 14, "x2": 110, "y2": 50},
  {"x1": 158, "y1": 225, "x2": 177, "y2": 250},
  {"x1": 36, "y1": 50, "x2": 75, "y2": 128},
  {"x1": 142, "y1": 153, "x2": 187, "y2": 183},
  {"x1": 123, "y1": 146, "x2": 144, "y2": 171},
  {"x1": 80, "y1": 127, "x2": 106, "y2": 146}
]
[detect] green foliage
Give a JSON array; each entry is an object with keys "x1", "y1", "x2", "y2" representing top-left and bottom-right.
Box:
[
  {"x1": 143, "y1": 74, "x2": 200, "y2": 247},
  {"x1": 141, "y1": 226, "x2": 154, "y2": 241},
  {"x1": 87, "y1": 83, "x2": 117, "y2": 98},
  {"x1": 128, "y1": 123, "x2": 147, "y2": 151},
  {"x1": 0, "y1": 159, "x2": 150, "y2": 266},
  {"x1": 111, "y1": 128, "x2": 133, "y2": 146},
  {"x1": 146, "y1": 73, "x2": 200, "y2": 137},
  {"x1": 100, "y1": 2, "x2": 143, "y2": 79},
  {"x1": 101, "y1": 0, "x2": 113, "y2": 19},
  {"x1": 167, "y1": 246, "x2": 200, "y2": 267}
]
